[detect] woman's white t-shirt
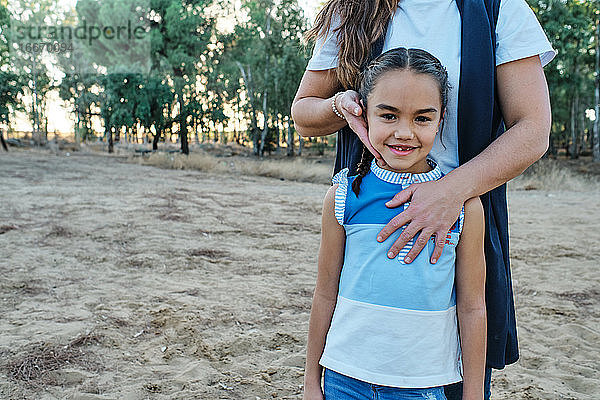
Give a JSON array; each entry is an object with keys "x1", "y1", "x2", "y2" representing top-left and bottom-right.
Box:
[{"x1": 307, "y1": 0, "x2": 556, "y2": 174}]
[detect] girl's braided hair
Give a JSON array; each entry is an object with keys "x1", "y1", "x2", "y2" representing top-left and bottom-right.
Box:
[{"x1": 351, "y1": 47, "x2": 451, "y2": 196}]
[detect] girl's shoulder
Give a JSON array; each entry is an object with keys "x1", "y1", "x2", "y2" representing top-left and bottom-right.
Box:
[
  {"x1": 332, "y1": 167, "x2": 351, "y2": 185},
  {"x1": 330, "y1": 168, "x2": 355, "y2": 226}
]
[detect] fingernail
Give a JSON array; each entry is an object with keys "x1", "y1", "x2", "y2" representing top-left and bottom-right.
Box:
[
  {"x1": 385, "y1": 201, "x2": 391, "y2": 206},
  {"x1": 377, "y1": 236, "x2": 383, "y2": 242},
  {"x1": 404, "y1": 256, "x2": 412, "y2": 263},
  {"x1": 354, "y1": 107, "x2": 360, "y2": 114},
  {"x1": 387, "y1": 252, "x2": 394, "y2": 258},
  {"x1": 431, "y1": 258, "x2": 437, "y2": 264}
]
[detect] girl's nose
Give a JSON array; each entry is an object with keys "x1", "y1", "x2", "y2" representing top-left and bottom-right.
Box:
[{"x1": 394, "y1": 127, "x2": 414, "y2": 140}]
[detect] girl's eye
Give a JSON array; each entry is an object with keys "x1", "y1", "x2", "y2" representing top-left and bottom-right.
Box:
[
  {"x1": 415, "y1": 116, "x2": 432, "y2": 123},
  {"x1": 381, "y1": 114, "x2": 396, "y2": 120}
]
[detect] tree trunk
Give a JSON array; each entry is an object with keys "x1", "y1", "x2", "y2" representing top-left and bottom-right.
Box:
[
  {"x1": 298, "y1": 135, "x2": 303, "y2": 156},
  {"x1": 258, "y1": 5, "x2": 272, "y2": 158},
  {"x1": 43, "y1": 113, "x2": 48, "y2": 144},
  {"x1": 259, "y1": 92, "x2": 268, "y2": 157},
  {"x1": 1, "y1": 128, "x2": 8, "y2": 151},
  {"x1": 548, "y1": 136, "x2": 556, "y2": 157},
  {"x1": 594, "y1": 17, "x2": 600, "y2": 162},
  {"x1": 235, "y1": 62, "x2": 260, "y2": 154},
  {"x1": 153, "y1": 129, "x2": 161, "y2": 151},
  {"x1": 108, "y1": 128, "x2": 114, "y2": 153},
  {"x1": 31, "y1": 57, "x2": 40, "y2": 146},
  {"x1": 286, "y1": 117, "x2": 294, "y2": 156},
  {"x1": 569, "y1": 92, "x2": 578, "y2": 159},
  {"x1": 178, "y1": 89, "x2": 189, "y2": 155},
  {"x1": 195, "y1": 116, "x2": 201, "y2": 144},
  {"x1": 181, "y1": 123, "x2": 189, "y2": 154},
  {"x1": 579, "y1": 99, "x2": 586, "y2": 153},
  {"x1": 275, "y1": 114, "x2": 280, "y2": 153}
]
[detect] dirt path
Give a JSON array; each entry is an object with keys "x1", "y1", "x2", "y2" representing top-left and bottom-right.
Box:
[{"x1": 1, "y1": 150, "x2": 598, "y2": 399}]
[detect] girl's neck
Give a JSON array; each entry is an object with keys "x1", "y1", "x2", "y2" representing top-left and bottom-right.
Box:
[{"x1": 375, "y1": 158, "x2": 433, "y2": 175}]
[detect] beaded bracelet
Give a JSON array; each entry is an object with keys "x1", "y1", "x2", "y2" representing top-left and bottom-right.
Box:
[{"x1": 332, "y1": 92, "x2": 345, "y2": 120}]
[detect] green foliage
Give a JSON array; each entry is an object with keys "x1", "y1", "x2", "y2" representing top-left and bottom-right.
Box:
[
  {"x1": 0, "y1": 3, "x2": 23, "y2": 126},
  {"x1": 219, "y1": 0, "x2": 309, "y2": 154},
  {"x1": 527, "y1": 0, "x2": 597, "y2": 153},
  {"x1": 0, "y1": 71, "x2": 23, "y2": 125},
  {"x1": 0, "y1": 2, "x2": 10, "y2": 65},
  {"x1": 6, "y1": 0, "x2": 595, "y2": 160}
]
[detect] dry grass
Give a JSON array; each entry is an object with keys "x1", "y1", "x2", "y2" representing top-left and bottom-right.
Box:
[
  {"x1": 133, "y1": 151, "x2": 333, "y2": 184},
  {"x1": 30, "y1": 141, "x2": 600, "y2": 191},
  {"x1": 187, "y1": 248, "x2": 231, "y2": 259},
  {"x1": 0, "y1": 225, "x2": 17, "y2": 234},
  {"x1": 46, "y1": 224, "x2": 74, "y2": 238},
  {"x1": 137, "y1": 152, "x2": 600, "y2": 192},
  {"x1": 5, "y1": 332, "x2": 102, "y2": 385},
  {"x1": 511, "y1": 158, "x2": 600, "y2": 192}
]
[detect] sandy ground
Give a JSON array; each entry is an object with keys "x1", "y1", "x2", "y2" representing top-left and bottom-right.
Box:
[{"x1": 1, "y1": 150, "x2": 598, "y2": 400}]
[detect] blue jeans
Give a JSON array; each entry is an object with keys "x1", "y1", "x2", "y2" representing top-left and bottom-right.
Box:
[
  {"x1": 323, "y1": 368, "x2": 447, "y2": 400},
  {"x1": 443, "y1": 367, "x2": 492, "y2": 400}
]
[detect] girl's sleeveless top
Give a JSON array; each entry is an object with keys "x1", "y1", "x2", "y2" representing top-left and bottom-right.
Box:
[{"x1": 319, "y1": 158, "x2": 465, "y2": 388}]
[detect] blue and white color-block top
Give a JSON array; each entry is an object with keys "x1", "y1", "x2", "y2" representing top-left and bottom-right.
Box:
[{"x1": 319, "y1": 158, "x2": 465, "y2": 388}]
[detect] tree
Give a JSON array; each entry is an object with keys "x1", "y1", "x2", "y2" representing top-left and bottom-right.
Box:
[
  {"x1": 0, "y1": 2, "x2": 24, "y2": 150},
  {"x1": 148, "y1": 0, "x2": 215, "y2": 154},
  {"x1": 220, "y1": 0, "x2": 309, "y2": 156},
  {"x1": 593, "y1": 7, "x2": 599, "y2": 162},
  {"x1": 528, "y1": 0, "x2": 596, "y2": 157}
]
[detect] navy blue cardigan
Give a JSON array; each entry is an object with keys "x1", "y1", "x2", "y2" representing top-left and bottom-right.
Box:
[{"x1": 332, "y1": 0, "x2": 518, "y2": 369}]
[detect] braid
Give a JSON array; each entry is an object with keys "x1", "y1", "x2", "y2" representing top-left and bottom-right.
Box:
[{"x1": 351, "y1": 146, "x2": 375, "y2": 196}]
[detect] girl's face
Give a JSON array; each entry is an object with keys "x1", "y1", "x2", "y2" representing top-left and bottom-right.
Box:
[{"x1": 365, "y1": 69, "x2": 443, "y2": 174}]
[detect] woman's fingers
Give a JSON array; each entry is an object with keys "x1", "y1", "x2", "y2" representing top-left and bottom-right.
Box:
[
  {"x1": 378, "y1": 180, "x2": 462, "y2": 261},
  {"x1": 386, "y1": 185, "x2": 415, "y2": 209},
  {"x1": 377, "y1": 210, "x2": 412, "y2": 244},
  {"x1": 377, "y1": 185, "x2": 416, "y2": 244},
  {"x1": 338, "y1": 91, "x2": 384, "y2": 162},
  {"x1": 402, "y1": 228, "x2": 435, "y2": 264},
  {"x1": 429, "y1": 230, "x2": 448, "y2": 264},
  {"x1": 340, "y1": 90, "x2": 362, "y2": 116},
  {"x1": 348, "y1": 114, "x2": 384, "y2": 162},
  {"x1": 385, "y1": 222, "x2": 420, "y2": 259},
  {"x1": 352, "y1": 118, "x2": 381, "y2": 160}
]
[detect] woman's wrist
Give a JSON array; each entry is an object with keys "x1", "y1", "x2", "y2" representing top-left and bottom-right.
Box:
[
  {"x1": 332, "y1": 92, "x2": 346, "y2": 120},
  {"x1": 304, "y1": 365, "x2": 323, "y2": 385},
  {"x1": 440, "y1": 167, "x2": 476, "y2": 204},
  {"x1": 462, "y1": 387, "x2": 484, "y2": 400},
  {"x1": 303, "y1": 377, "x2": 322, "y2": 393}
]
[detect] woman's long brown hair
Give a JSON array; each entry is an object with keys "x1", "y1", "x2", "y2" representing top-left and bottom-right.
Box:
[{"x1": 304, "y1": 0, "x2": 398, "y2": 89}]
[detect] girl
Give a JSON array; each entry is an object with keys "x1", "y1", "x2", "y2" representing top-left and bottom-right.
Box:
[{"x1": 304, "y1": 48, "x2": 486, "y2": 400}]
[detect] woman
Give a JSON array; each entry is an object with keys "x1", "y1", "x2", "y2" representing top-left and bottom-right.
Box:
[{"x1": 291, "y1": 0, "x2": 555, "y2": 398}]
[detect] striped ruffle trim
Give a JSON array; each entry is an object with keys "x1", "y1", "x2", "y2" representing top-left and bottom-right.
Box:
[{"x1": 332, "y1": 168, "x2": 349, "y2": 226}]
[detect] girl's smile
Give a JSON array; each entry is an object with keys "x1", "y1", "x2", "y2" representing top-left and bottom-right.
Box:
[
  {"x1": 386, "y1": 144, "x2": 417, "y2": 156},
  {"x1": 365, "y1": 69, "x2": 443, "y2": 174}
]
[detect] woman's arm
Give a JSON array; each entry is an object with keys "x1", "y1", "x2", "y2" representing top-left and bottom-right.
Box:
[
  {"x1": 291, "y1": 70, "x2": 383, "y2": 161},
  {"x1": 455, "y1": 197, "x2": 487, "y2": 400},
  {"x1": 304, "y1": 184, "x2": 346, "y2": 399},
  {"x1": 377, "y1": 55, "x2": 551, "y2": 262},
  {"x1": 291, "y1": 70, "x2": 345, "y2": 137}
]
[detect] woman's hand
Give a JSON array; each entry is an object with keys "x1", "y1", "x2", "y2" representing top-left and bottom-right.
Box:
[
  {"x1": 377, "y1": 177, "x2": 466, "y2": 263},
  {"x1": 303, "y1": 384, "x2": 324, "y2": 400},
  {"x1": 335, "y1": 90, "x2": 384, "y2": 164}
]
